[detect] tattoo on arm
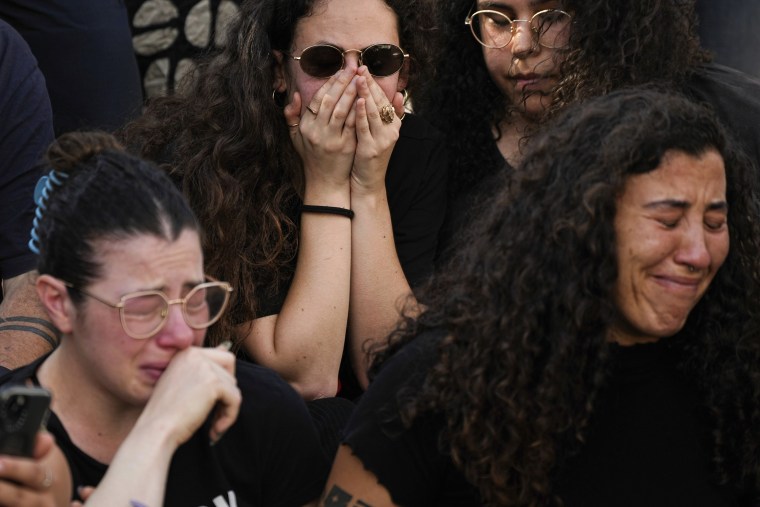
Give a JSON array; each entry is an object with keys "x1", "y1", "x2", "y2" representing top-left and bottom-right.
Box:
[
  {"x1": 321, "y1": 485, "x2": 374, "y2": 507},
  {"x1": 0, "y1": 316, "x2": 60, "y2": 347}
]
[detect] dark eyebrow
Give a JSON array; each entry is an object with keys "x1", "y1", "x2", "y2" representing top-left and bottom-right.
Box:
[
  {"x1": 707, "y1": 201, "x2": 729, "y2": 212},
  {"x1": 644, "y1": 199, "x2": 728, "y2": 212}
]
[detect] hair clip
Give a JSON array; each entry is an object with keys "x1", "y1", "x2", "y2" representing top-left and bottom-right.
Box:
[
  {"x1": 33, "y1": 175, "x2": 49, "y2": 206},
  {"x1": 29, "y1": 170, "x2": 69, "y2": 255}
]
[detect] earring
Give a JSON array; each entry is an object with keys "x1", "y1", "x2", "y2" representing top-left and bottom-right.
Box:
[
  {"x1": 398, "y1": 88, "x2": 409, "y2": 120},
  {"x1": 272, "y1": 89, "x2": 287, "y2": 108}
]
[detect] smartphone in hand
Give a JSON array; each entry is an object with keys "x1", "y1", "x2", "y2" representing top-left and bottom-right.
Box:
[{"x1": 0, "y1": 385, "x2": 51, "y2": 458}]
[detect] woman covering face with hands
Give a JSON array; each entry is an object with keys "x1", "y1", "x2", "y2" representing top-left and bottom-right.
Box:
[
  {"x1": 125, "y1": 0, "x2": 446, "y2": 400},
  {"x1": 0, "y1": 132, "x2": 327, "y2": 506}
]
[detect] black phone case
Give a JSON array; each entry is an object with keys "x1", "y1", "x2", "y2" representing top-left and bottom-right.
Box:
[{"x1": 0, "y1": 385, "x2": 51, "y2": 457}]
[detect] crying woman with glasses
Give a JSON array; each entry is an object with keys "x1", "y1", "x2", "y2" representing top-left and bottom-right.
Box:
[
  {"x1": 0, "y1": 132, "x2": 329, "y2": 506},
  {"x1": 415, "y1": 0, "x2": 760, "y2": 259},
  {"x1": 124, "y1": 0, "x2": 446, "y2": 404}
]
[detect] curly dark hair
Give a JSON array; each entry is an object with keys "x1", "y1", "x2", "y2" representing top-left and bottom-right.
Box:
[
  {"x1": 413, "y1": 0, "x2": 709, "y2": 200},
  {"x1": 372, "y1": 88, "x2": 760, "y2": 505},
  {"x1": 123, "y1": 0, "x2": 435, "y2": 347}
]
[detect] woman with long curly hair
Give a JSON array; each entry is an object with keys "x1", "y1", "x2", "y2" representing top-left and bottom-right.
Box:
[
  {"x1": 417, "y1": 0, "x2": 760, "y2": 256},
  {"x1": 319, "y1": 88, "x2": 760, "y2": 506},
  {"x1": 124, "y1": 0, "x2": 446, "y2": 399}
]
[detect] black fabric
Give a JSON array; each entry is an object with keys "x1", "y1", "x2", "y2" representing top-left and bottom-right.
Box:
[
  {"x1": 696, "y1": 2, "x2": 760, "y2": 78},
  {"x1": 343, "y1": 330, "x2": 480, "y2": 506},
  {"x1": 0, "y1": 0, "x2": 142, "y2": 135},
  {"x1": 0, "y1": 20, "x2": 52, "y2": 290},
  {"x1": 553, "y1": 340, "x2": 745, "y2": 506},
  {"x1": 343, "y1": 331, "x2": 750, "y2": 506},
  {"x1": 683, "y1": 63, "x2": 760, "y2": 174},
  {"x1": 306, "y1": 396, "x2": 356, "y2": 462},
  {"x1": 436, "y1": 141, "x2": 510, "y2": 264},
  {"x1": 0, "y1": 358, "x2": 329, "y2": 507}
]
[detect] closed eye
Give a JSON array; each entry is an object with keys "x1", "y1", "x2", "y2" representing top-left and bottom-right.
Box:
[
  {"x1": 659, "y1": 220, "x2": 678, "y2": 229},
  {"x1": 705, "y1": 219, "x2": 727, "y2": 231}
]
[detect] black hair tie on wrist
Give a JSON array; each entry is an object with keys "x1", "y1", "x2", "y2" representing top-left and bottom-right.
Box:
[{"x1": 300, "y1": 205, "x2": 354, "y2": 219}]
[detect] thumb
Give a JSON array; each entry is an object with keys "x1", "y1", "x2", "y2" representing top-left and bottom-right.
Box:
[{"x1": 33, "y1": 430, "x2": 55, "y2": 460}]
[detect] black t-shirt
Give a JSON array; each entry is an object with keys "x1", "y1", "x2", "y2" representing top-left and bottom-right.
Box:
[
  {"x1": 683, "y1": 63, "x2": 760, "y2": 173},
  {"x1": 256, "y1": 113, "x2": 448, "y2": 318},
  {"x1": 0, "y1": 358, "x2": 329, "y2": 507},
  {"x1": 0, "y1": 20, "x2": 52, "y2": 287},
  {"x1": 0, "y1": 0, "x2": 142, "y2": 135},
  {"x1": 344, "y1": 330, "x2": 749, "y2": 506}
]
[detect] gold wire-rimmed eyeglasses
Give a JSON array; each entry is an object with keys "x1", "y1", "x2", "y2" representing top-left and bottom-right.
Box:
[
  {"x1": 64, "y1": 276, "x2": 233, "y2": 339},
  {"x1": 465, "y1": 6, "x2": 572, "y2": 49}
]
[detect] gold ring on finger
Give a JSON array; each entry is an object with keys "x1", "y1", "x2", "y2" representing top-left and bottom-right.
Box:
[{"x1": 379, "y1": 103, "x2": 395, "y2": 124}]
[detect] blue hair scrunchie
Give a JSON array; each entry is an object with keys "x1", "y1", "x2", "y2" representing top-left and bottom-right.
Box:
[{"x1": 28, "y1": 170, "x2": 69, "y2": 255}]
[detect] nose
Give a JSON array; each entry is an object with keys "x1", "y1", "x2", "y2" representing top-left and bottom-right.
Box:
[
  {"x1": 155, "y1": 303, "x2": 195, "y2": 349},
  {"x1": 342, "y1": 49, "x2": 361, "y2": 71},
  {"x1": 511, "y1": 21, "x2": 538, "y2": 58},
  {"x1": 674, "y1": 224, "x2": 712, "y2": 272}
]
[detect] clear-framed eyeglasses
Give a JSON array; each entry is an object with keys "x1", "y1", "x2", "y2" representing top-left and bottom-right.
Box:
[
  {"x1": 64, "y1": 276, "x2": 233, "y2": 339},
  {"x1": 465, "y1": 6, "x2": 572, "y2": 49}
]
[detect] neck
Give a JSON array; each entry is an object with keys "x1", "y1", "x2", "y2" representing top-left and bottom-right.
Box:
[
  {"x1": 38, "y1": 343, "x2": 143, "y2": 464},
  {"x1": 494, "y1": 113, "x2": 538, "y2": 168},
  {"x1": 607, "y1": 323, "x2": 662, "y2": 347}
]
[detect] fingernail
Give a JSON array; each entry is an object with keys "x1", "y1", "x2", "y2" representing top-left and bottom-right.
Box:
[{"x1": 218, "y1": 340, "x2": 232, "y2": 351}]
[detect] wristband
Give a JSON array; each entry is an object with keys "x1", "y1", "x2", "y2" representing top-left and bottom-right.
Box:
[{"x1": 300, "y1": 205, "x2": 354, "y2": 219}]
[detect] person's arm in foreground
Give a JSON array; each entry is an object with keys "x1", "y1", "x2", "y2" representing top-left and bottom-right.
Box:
[
  {"x1": 1, "y1": 272, "x2": 59, "y2": 369},
  {"x1": 319, "y1": 445, "x2": 397, "y2": 507}
]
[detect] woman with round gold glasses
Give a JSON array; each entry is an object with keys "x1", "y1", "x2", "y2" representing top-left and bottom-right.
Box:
[
  {"x1": 0, "y1": 132, "x2": 328, "y2": 506},
  {"x1": 415, "y1": 0, "x2": 760, "y2": 260}
]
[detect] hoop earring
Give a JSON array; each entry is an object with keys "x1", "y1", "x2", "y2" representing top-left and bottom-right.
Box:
[{"x1": 272, "y1": 89, "x2": 287, "y2": 108}]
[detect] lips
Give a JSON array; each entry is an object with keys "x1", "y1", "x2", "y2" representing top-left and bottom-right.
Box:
[
  {"x1": 510, "y1": 73, "x2": 554, "y2": 90},
  {"x1": 652, "y1": 274, "x2": 702, "y2": 294},
  {"x1": 140, "y1": 363, "x2": 169, "y2": 382}
]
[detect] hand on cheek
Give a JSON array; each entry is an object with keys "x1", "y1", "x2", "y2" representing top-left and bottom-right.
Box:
[{"x1": 283, "y1": 91, "x2": 302, "y2": 129}]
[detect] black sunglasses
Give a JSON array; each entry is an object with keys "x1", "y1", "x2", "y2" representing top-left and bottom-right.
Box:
[{"x1": 283, "y1": 43, "x2": 408, "y2": 78}]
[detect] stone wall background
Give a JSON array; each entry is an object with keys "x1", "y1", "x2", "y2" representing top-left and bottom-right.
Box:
[{"x1": 125, "y1": 0, "x2": 241, "y2": 99}]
